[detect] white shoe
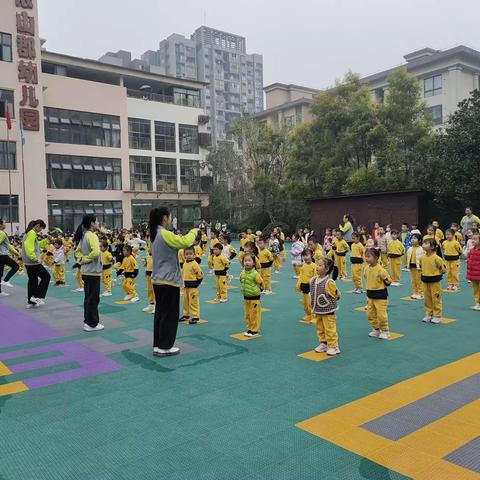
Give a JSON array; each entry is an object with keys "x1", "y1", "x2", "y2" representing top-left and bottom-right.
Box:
[
  {"x1": 73, "y1": 288, "x2": 84, "y2": 293},
  {"x1": 422, "y1": 316, "x2": 432, "y2": 323},
  {"x1": 431, "y1": 317, "x2": 441, "y2": 324},
  {"x1": 264, "y1": 290, "x2": 273, "y2": 295},
  {"x1": 101, "y1": 291, "x2": 112, "y2": 297},
  {"x1": 1, "y1": 281, "x2": 13, "y2": 288},
  {"x1": 35, "y1": 298, "x2": 45, "y2": 306},
  {"x1": 410, "y1": 294, "x2": 418, "y2": 299},
  {"x1": 124, "y1": 295, "x2": 132, "y2": 301},
  {"x1": 244, "y1": 331, "x2": 253, "y2": 337},
  {"x1": 470, "y1": 304, "x2": 480, "y2": 311},
  {"x1": 418, "y1": 295, "x2": 424, "y2": 299},
  {"x1": 153, "y1": 346, "x2": 180, "y2": 356},
  {"x1": 130, "y1": 296, "x2": 139, "y2": 303},
  {"x1": 83, "y1": 323, "x2": 105, "y2": 332},
  {"x1": 369, "y1": 329, "x2": 380, "y2": 338},
  {"x1": 219, "y1": 298, "x2": 227, "y2": 303},
  {"x1": 25, "y1": 302, "x2": 39, "y2": 309},
  {"x1": 402, "y1": 268, "x2": 409, "y2": 272},
  {"x1": 326, "y1": 347, "x2": 340, "y2": 355},
  {"x1": 142, "y1": 305, "x2": 155, "y2": 313},
  {"x1": 315, "y1": 343, "x2": 328, "y2": 353},
  {"x1": 0, "y1": 291, "x2": 9, "y2": 297},
  {"x1": 378, "y1": 331, "x2": 390, "y2": 340},
  {"x1": 391, "y1": 282, "x2": 401, "y2": 287},
  {"x1": 293, "y1": 275, "x2": 299, "y2": 279}
]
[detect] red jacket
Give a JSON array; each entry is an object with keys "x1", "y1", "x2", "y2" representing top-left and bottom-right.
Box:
[{"x1": 467, "y1": 247, "x2": 480, "y2": 281}]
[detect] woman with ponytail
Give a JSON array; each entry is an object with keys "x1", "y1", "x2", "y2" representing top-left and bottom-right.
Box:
[{"x1": 74, "y1": 214, "x2": 103, "y2": 331}]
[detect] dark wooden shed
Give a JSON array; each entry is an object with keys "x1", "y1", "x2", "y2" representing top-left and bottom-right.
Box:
[{"x1": 308, "y1": 190, "x2": 432, "y2": 235}]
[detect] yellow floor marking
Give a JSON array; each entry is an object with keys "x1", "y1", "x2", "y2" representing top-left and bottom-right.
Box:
[
  {"x1": 226, "y1": 285, "x2": 238, "y2": 290},
  {"x1": 298, "y1": 350, "x2": 334, "y2": 362},
  {"x1": 441, "y1": 317, "x2": 456, "y2": 324},
  {"x1": 340, "y1": 278, "x2": 352, "y2": 282},
  {"x1": 443, "y1": 289, "x2": 461, "y2": 293},
  {"x1": 296, "y1": 352, "x2": 480, "y2": 480},
  {"x1": 180, "y1": 319, "x2": 208, "y2": 324},
  {"x1": 0, "y1": 381, "x2": 29, "y2": 397},
  {"x1": 354, "y1": 306, "x2": 367, "y2": 312},
  {"x1": 230, "y1": 333, "x2": 262, "y2": 341},
  {"x1": 400, "y1": 296, "x2": 417, "y2": 301},
  {"x1": 271, "y1": 280, "x2": 280, "y2": 284},
  {"x1": 206, "y1": 299, "x2": 220, "y2": 304},
  {"x1": 115, "y1": 300, "x2": 134, "y2": 305},
  {"x1": 299, "y1": 319, "x2": 313, "y2": 324},
  {"x1": 388, "y1": 332, "x2": 404, "y2": 341},
  {"x1": 0, "y1": 362, "x2": 12, "y2": 376},
  {"x1": 261, "y1": 308, "x2": 270, "y2": 313}
]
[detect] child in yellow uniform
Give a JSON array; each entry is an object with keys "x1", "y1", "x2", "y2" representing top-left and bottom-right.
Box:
[
  {"x1": 43, "y1": 243, "x2": 55, "y2": 268},
  {"x1": 257, "y1": 237, "x2": 274, "y2": 294},
  {"x1": 443, "y1": 229, "x2": 463, "y2": 290},
  {"x1": 117, "y1": 244, "x2": 139, "y2": 303},
  {"x1": 350, "y1": 232, "x2": 365, "y2": 293},
  {"x1": 194, "y1": 241, "x2": 203, "y2": 264},
  {"x1": 364, "y1": 248, "x2": 392, "y2": 339},
  {"x1": 208, "y1": 231, "x2": 218, "y2": 273},
  {"x1": 450, "y1": 223, "x2": 463, "y2": 244},
  {"x1": 295, "y1": 248, "x2": 317, "y2": 322},
  {"x1": 212, "y1": 243, "x2": 230, "y2": 303},
  {"x1": 407, "y1": 234, "x2": 424, "y2": 299},
  {"x1": 310, "y1": 257, "x2": 341, "y2": 356},
  {"x1": 200, "y1": 230, "x2": 208, "y2": 256},
  {"x1": 63, "y1": 236, "x2": 73, "y2": 263},
  {"x1": 307, "y1": 235, "x2": 323, "y2": 264},
  {"x1": 240, "y1": 253, "x2": 264, "y2": 337},
  {"x1": 420, "y1": 238, "x2": 446, "y2": 323},
  {"x1": 72, "y1": 252, "x2": 84, "y2": 293},
  {"x1": 387, "y1": 230, "x2": 405, "y2": 286},
  {"x1": 52, "y1": 239, "x2": 66, "y2": 286},
  {"x1": 239, "y1": 241, "x2": 261, "y2": 270},
  {"x1": 333, "y1": 231, "x2": 349, "y2": 279},
  {"x1": 142, "y1": 250, "x2": 155, "y2": 314},
  {"x1": 239, "y1": 232, "x2": 247, "y2": 252},
  {"x1": 180, "y1": 246, "x2": 203, "y2": 323},
  {"x1": 100, "y1": 240, "x2": 113, "y2": 297},
  {"x1": 178, "y1": 248, "x2": 185, "y2": 269}
]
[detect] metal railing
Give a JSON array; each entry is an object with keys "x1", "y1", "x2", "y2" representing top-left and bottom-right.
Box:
[{"x1": 127, "y1": 89, "x2": 201, "y2": 108}]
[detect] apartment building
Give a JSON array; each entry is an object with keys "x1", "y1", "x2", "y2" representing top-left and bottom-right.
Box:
[{"x1": 0, "y1": 0, "x2": 211, "y2": 233}]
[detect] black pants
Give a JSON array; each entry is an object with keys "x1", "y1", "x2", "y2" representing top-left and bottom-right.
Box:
[
  {"x1": 153, "y1": 284, "x2": 180, "y2": 349},
  {"x1": 25, "y1": 264, "x2": 50, "y2": 303},
  {"x1": 82, "y1": 275, "x2": 100, "y2": 328},
  {"x1": 0, "y1": 255, "x2": 19, "y2": 292}
]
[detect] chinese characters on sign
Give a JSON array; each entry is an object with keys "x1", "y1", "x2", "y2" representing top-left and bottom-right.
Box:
[{"x1": 15, "y1": 0, "x2": 39, "y2": 131}]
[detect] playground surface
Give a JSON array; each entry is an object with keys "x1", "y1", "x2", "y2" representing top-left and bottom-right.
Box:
[{"x1": 1, "y1": 245, "x2": 479, "y2": 480}]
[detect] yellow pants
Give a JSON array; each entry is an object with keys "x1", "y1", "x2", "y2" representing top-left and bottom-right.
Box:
[
  {"x1": 390, "y1": 257, "x2": 401, "y2": 282},
  {"x1": 472, "y1": 281, "x2": 480, "y2": 304},
  {"x1": 314, "y1": 314, "x2": 338, "y2": 348},
  {"x1": 367, "y1": 299, "x2": 389, "y2": 331},
  {"x1": 302, "y1": 293, "x2": 312, "y2": 320},
  {"x1": 75, "y1": 269, "x2": 84, "y2": 288},
  {"x1": 244, "y1": 298, "x2": 262, "y2": 332},
  {"x1": 53, "y1": 264, "x2": 65, "y2": 283},
  {"x1": 423, "y1": 281, "x2": 442, "y2": 317},
  {"x1": 380, "y1": 252, "x2": 390, "y2": 268},
  {"x1": 280, "y1": 249, "x2": 286, "y2": 263},
  {"x1": 183, "y1": 287, "x2": 200, "y2": 318},
  {"x1": 215, "y1": 275, "x2": 227, "y2": 300},
  {"x1": 273, "y1": 256, "x2": 281, "y2": 272},
  {"x1": 208, "y1": 254, "x2": 214, "y2": 270},
  {"x1": 146, "y1": 275, "x2": 155, "y2": 304},
  {"x1": 260, "y1": 268, "x2": 271, "y2": 290},
  {"x1": 101, "y1": 268, "x2": 112, "y2": 293},
  {"x1": 335, "y1": 255, "x2": 347, "y2": 277},
  {"x1": 351, "y1": 263, "x2": 363, "y2": 289},
  {"x1": 403, "y1": 253, "x2": 409, "y2": 268},
  {"x1": 446, "y1": 260, "x2": 460, "y2": 286},
  {"x1": 123, "y1": 277, "x2": 138, "y2": 297},
  {"x1": 293, "y1": 265, "x2": 301, "y2": 277},
  {"x1": 410, "y1": 268, "x2": 423, "y2": 295}
]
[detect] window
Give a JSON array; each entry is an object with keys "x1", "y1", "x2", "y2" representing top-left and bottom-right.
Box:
[
  {"x1": 48, "y1": 200, "x2": 123, "y2": 232},
  {"x1": 155, "y1": 158, "x2": 177, "y2": 192},
  {"x1": 44, "y1": 107, "x2": 121, "y2": 147},
  {"x1": 180, "y1": 159, "x2": 200, "y2": 192},
  {"x1": 46, "y1": 155, "x2": 121, "y2": 190},
  {"x1": 424, "y1": 74, "x2": 442, "y2": 97},
  {"x1": 129, "y1": 156, "x2": 152, "y2": 191},
  {"x1": 128, "y1": 118, "x2": 151, "y2": 150},
  {"x1": 0, "y1": 141, "x2": 16, "y2": 170},
  {"x1": 0, "y1": 90, "x2": 14, "y2": 118},
  {"x1": 174, "y1": 88, "x2": 200, "y2": 108},
  {"x1": 154, "y1": 121, "x2": 176, "y2": 152},
  {"x1": 0, "y1": 33, "x2": 12, "y2": 62},
  {"x1": 428, "y1": 105, "x2": 443, "y2": 125},
  {"x1": 179, "y1": 124, "x2": 199, "y2": 154},
  {"x1": 0, "y1": 195, "x2": 18, "y2": 222}
]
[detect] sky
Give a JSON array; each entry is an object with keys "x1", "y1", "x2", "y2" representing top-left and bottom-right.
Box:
[{"x1": 38, "y1": 0, "x2": 480, "y2": 90}]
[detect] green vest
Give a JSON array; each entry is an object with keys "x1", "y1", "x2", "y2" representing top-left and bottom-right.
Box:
[{"x1": 240, "y1": 268, "x2": 261, "y2": 298}]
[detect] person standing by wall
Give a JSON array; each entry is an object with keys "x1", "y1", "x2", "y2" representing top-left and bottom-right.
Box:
[
  {"x1": 74, "y1": 215, "x2": 104, "y2": 332},
  {"x1": 460, "y1": 207, "x2": 480, "y2": 234},
  {"x1": 339, "y1": 214, "x2": 354, "y2": 247},
  {"x1": 149, "y1": 207, "x2": 199, "y2": 356},
  {"x1": 0, "y1": 219, "x2": 20, "y2": 295},
  {"x1": 21, "y1": 220, "x2": 50, "y2": 308}
]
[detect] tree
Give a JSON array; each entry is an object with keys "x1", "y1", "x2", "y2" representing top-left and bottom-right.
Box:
[{"x1": 342, "y1": 166, "x2": 388, "y2": 195}]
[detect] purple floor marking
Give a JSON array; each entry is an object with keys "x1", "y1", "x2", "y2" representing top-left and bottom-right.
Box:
[{"x1": 0, "y1": 304, "x2": 61, "y2": 348}]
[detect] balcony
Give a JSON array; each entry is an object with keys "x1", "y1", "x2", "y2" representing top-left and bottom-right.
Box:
[{"x1": 127, "y1": 88, "x2": 201, "y2": 108}]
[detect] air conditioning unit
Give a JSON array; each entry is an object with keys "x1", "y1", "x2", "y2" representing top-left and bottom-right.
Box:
[
  {"x1": 198, "y1": 115, "x2": 210, "y2": 125},
  {"x1": 198, "y1": 132, "x2": 212, "y2": 147}
]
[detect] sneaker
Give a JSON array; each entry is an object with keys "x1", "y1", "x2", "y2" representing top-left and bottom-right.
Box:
[
  {"x1": 210, "y1": 298, "x2": 220, "y2": 303},
  {"x1": 219, "y1": 298, "x2": 228, "y2": 303},
  {"x1": 402, "y1": 267, "x2": 409, "y2": 272},
  {"x1": 249, "y1": 331, "x2": 259, "y2": 337},
  {"x1": 378, "y1": 331, "x2": 390, "y2": 340},
  {"x1": 189, "y1": 318, "x2": 199, "y2": 324},
  {"x1": 410, "y1": 294, "x2": 418, "y2": 299},
  {"x1": 470, "y1": 304, "x2": 480, "y2": 311},
  {"x1": 326, "y1": 347, "x2": 340, "y2": 355},
  {"x1": 1, "y1": 281, "x2": 13, "y2": 288},
  {"x1": 431, "y1": 317, "x2": 441, "y2": 324},
  {"x1": 35, "y1": 298, "x2": 45, "y2": 306},
  {"x1": 264, "y1": 290, "x2": 273, "y2": 295},
  {"x1": 369, "y1": 329, "x2": 380, "y2": 338},
  {"x1": 179, "y1": 316, "x2": 189, "y2": 322},
  {"x1": 143, "y1": 305, "x2": 155, "y2": 313},
  {"x1": 73, "y1": 288, "x2": 84, "y2": 293},
  {"x1": 0, "y1": 291, "x2": 9, "y2": 297},
  {"x1": 391, "y1": 282, "x2": 401, "y2": 287},
  {"x1": 354, "y1": 289, "x2": 364, "y2": 294},
  {"x1": 422, "y1": 316, "x2": 432, "y2": 323},
  {"x1": 25, "y1": 302, "x2": 39, "y2": 309},
  {"x1": 101, "y1": 291, "x2": 112, "y2": 297},
  {"x1": 293, "y1": 275, "x2": 299, "y2": 279},
  {"x1": 83, "y1": 323, "x2": 105, "y2": 332},
  {"x1": 315, "y1": 343, "x2": 328, "y2": 353},
  {"x1": 452, "y1": 286, "x2": 460, "y2": 291},
  {"x1": 244, "y1": 331, "x2": 253, "y2": 337},
  {"x1": 130, "y1": 296, "x2": 139, "y2": 303},
  {"x1": 124, "y1": 295, "x2": 132, "y2": 301},
  {"x1": 418, "y1": 295, "x2": 424, "y2": 299},
  {"x1": 153, "y1": 346, "x2": 180, "y2": 356}
]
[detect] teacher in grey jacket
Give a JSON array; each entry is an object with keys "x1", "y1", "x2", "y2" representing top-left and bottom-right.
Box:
[{"x1": 149, "y1": 207, "x2": 199, "y2": 357}]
